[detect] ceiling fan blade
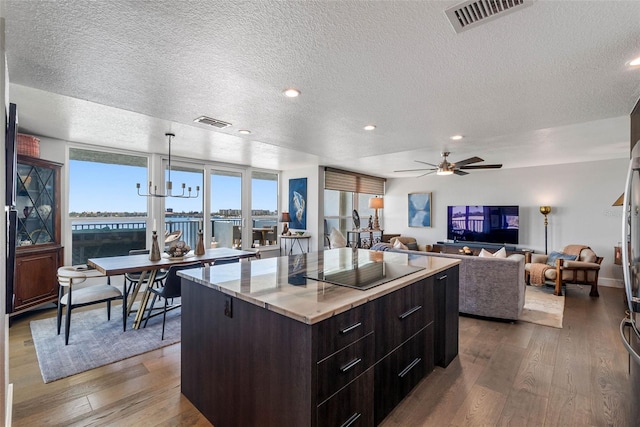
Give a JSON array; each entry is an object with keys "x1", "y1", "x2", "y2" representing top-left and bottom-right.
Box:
[
  {"x1": 415, "y1": 160, "x2": 439, "y2": 167},
  {"x1": 394, "y1": 167, "x2": 435, "y2": 173},
  {"x1": 417, "y1": 170, "x2": 436, "y2": 178},
  {"x1": 459, "y1": 164, "x2": 503, "y2": 170},
  {"x1": 451, "y1": 156, "x2": 483, "y2": 168},
  {"x1": 453, "y1": 169, "x2": 469, "y2": 176}
]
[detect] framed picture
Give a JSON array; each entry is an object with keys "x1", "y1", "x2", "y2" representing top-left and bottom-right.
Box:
[
  {"x1": 288, "y1": 177, "x2": 307, "y2": 230},
  {"x1": 408, "y1": 192, "x2": 431, "y2": 227}
]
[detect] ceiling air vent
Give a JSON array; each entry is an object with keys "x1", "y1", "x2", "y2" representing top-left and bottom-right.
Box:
[
  {"x1": 445, "y1": 0, "x2": 533, "y2": 33},
  {"x1": 193, "y1": 116, "x2": 232, "y2": 129}
]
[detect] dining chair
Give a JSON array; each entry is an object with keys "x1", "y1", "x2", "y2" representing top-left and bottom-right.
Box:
[
  {"x1": 124, "y1": 249, "x2": 168, "y2": 296},
  {"x1": 57, "y1": 266, "x2": 126, "y2": 345},
  {"x1": 143, "y1": 262, "x2": 202, "y2": 339},
  {"x1": 213, "y1": 256, "x2": 241, "y2": 265}
]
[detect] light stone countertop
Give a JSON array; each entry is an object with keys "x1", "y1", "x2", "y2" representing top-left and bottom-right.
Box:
[{"x1": 178, "y1": 248, "x2": 460, "y2": 325}]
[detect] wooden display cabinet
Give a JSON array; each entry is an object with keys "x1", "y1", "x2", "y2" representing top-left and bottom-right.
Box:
[{"x1": 10, "y1": 155, "x2": 63, "y2": 315}]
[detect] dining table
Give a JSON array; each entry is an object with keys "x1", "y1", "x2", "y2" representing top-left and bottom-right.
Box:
[{"x1": 87, "y1": 247, "x2": 257, "y2": 329}]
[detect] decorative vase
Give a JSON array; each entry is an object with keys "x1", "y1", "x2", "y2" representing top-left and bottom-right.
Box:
[
  {"x1": 150, "y1": 231, "x2": 161, "y2": 261},
  {"x1": 195, "y1": 229, "x2": 205, "y2": 256}
]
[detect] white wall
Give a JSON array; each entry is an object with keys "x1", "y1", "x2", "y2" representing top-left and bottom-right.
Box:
[
  {"x1": 281, "y1": 166, "x2": 322, "y2": 253},
  {"x1": 384, "y1": 158, "x2": 628, "y2": 287}
]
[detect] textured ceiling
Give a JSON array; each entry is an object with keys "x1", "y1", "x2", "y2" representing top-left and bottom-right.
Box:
[{"x1": 5, "y1": 0, "x2": 640, "y2": 176}]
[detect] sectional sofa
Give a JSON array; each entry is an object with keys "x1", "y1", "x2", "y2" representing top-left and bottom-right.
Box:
[{"x1": 372, "y1": 243, "x2": 526, "y2": 320}]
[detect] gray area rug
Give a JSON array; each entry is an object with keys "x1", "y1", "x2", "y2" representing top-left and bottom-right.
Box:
[
  {"x1": 519, "y1": 285, "x2": 565, "y2": 328},
  {"x1": 30, "y1": 302, "x2": 180, "y2": 383}
]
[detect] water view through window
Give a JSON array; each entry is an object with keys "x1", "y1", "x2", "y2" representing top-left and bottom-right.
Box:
[{"x1": 69, "y1": 149, "x2": 279, "y2": 263}]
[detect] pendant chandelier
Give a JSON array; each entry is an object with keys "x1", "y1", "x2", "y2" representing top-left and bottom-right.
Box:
[{"x1": 136, "y1": 132, "x2": 200, "y2": 198}]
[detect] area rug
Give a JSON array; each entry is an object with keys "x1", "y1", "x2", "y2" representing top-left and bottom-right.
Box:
[
  {"x1": 30, "y1": 303, "x2": 181, "y2": 383},
  {"x1": 519, "y1": 285, "x2": 565, "y2": 328}
]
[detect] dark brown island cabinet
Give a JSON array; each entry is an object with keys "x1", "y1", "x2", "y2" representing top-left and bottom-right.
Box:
[{"x1": 179, "y1": 251, "x2": 459, "y2": 427}]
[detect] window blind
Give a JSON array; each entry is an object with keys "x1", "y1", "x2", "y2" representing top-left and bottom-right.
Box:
[{"x1": 324, "y1": 167, "x2": 386, "y2": 195}]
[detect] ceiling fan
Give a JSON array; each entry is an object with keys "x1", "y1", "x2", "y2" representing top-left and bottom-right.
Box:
[{"x1": 394, "y1": 151, "x2": 502, "y2": 177}]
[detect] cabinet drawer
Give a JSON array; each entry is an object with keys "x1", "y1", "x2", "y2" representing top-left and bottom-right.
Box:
[
  {"x1": 317, "y1": 368, "x2": 373, "y2": 427},
  {"x1": 317, "y1": 332, "x2": 374, "y2": 403},
  {"x1": 375, "y1": 280, "x2": 426, "y2": 359},
  {"x1": 315, "y1": 303, "x2": 374, "y2": 360},
  {"x1": 374, "y1": 326, "x2": 431, "y2": 425}
]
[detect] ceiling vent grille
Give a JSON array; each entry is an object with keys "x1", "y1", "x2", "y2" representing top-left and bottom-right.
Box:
[
  {"x1": 193, "y1": 116, "x2": 232, "y2": 129},
  {"x1": 445, "y1": 0, "x2": 533, "y2": 33}
]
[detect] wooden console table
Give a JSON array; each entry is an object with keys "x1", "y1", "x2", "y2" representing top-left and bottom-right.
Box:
[{"x1": 431, "y1": 242, "x2": 529, "y2": 257}]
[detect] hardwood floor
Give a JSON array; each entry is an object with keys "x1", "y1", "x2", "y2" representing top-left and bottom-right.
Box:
[{"x1": 9, "y1": 284, "x2": 630, "y2": 426}]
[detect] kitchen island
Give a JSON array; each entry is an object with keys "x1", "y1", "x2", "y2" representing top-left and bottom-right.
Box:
[{"x1": 178, "y1": 248, "x2": 460, "y2": 427}]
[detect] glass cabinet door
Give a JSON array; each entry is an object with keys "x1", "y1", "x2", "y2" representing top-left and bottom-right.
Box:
[{"x1": 15, "y1": 161, "x2": 58, "y2": 247}]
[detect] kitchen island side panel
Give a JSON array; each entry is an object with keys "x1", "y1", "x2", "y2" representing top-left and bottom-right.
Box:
[{"x1": 181, "y1": 280, "x2": 314, "y2": 427}]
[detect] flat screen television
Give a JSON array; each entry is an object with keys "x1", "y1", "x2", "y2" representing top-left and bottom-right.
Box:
[{"x1": 447, "y1": 205, "x2": 519, "y2": 245}]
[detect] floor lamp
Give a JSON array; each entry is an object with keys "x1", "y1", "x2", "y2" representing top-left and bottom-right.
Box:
[{"x1": 540, "y1": 206, "x2": 551, "y2": 254}]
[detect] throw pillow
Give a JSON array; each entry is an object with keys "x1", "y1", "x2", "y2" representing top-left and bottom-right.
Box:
[
  {"x1": 393, "y1": 240, "x2": 408, "y2": 250},
  {"x1": 329, "y1": 228, "x2": 347, "y2": 248},
  {"x1": 370, "y1": 242, "x2": 391, "y2": 251},
  {"x1": 477, "y1": 247, "x2": 507, "y2": 258},
  {"x1": 478, "y1": 248, "x2": 493, "y2": 258},
  {"x1": 546, "y1": 251, "x2": 577, "y2": 266},
  {"x1": 493, "y1": 247, "x2": 507, "y2": 258},
  {"x1": 406, "y1": 242, "x2": 419, "y2": 251}
]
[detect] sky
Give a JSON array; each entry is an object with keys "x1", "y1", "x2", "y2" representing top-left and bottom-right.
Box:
[{"x1": 69, "y1": 161, "x2": 277, "y2": 213}]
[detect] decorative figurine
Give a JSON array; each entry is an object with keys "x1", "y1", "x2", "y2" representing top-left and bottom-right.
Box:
[
  {"x1": 195, "y1": 228, "x2": 205, "y2": 255},
  {"x1": 368, "y1": 215, "x2": 373, "y2": 231},
  {"x1": 149, "y1": 231, "x2": 161, "y2": 261}
]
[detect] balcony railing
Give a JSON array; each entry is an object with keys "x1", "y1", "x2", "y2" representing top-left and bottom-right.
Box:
[{"x1": 71, "y1": 217, "x2": 277, "y2": 265}]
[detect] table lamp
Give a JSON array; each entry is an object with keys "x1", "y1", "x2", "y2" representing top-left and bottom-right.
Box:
[
  {"x1": 369, "y1": 197, "x2": 384, "y2": 230},
  {"x1": 280, "y1": 212, "x2": 291, "y2": 235}
]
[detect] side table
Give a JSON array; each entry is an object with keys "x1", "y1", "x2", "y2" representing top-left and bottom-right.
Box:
[{"x1": 280, "y1": 234, "x2": 311, "y2": 255}]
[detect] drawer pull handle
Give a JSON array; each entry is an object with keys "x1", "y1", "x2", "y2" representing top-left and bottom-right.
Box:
[
  {"x1": 398, "y1": 357, "x2": 422, "y2": 378},
  {"x1": 340, "y1": 357, "x2": 362, "y2": 373},
  {"x1": 399, "y1": 305, "x2": 422, "y2": 320},
  {"x1": 340, "y1": 412, "x2": 362, "y2": 427},
  {"x1": 340, "y1": 322, "x2": 362, "y2": 334},
  {"x1": 438, "y1": 274, "x2": 448, "y2": 281}
]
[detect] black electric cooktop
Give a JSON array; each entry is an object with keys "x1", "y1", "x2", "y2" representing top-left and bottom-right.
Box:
[{"x1": 305, "y1": 258, "x2": 424, "y2": 290}]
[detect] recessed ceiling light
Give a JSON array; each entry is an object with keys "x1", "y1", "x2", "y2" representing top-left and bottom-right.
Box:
[
  {"x1": 283, "y1": 88, "x2": 301, "y2": 98},
  {"x1": 630, "y1": 56, "x2": 640, "y2": 67},
  {"x1": 238, "y1": 129, "x2": 251, "y2": 135},
  {"x1": 450, "y1": 135, "x2": 464, "y2": 140},
  {"x1": 364, "y1": 124, "x2": 376, "y2": 131}
]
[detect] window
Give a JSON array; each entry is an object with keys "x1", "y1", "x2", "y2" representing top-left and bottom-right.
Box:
[
  {"x1": 323, "y1": 168, "x2": 385, "y2": 239},
  {"x1": 69, "y1": 148, "x2": 148, "y2": 264},
  {"x1": 251, "y1": 171, "x2": 278, "y2": 247},
  {"x1": 163, "y1": 165, "x2": 203, "y2": 249},
  {"x1": 210, "y1": 170, "x2": 242, "y2": 249}
]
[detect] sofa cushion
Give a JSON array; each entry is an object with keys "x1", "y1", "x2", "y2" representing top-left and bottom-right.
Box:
[{"x1": 546, "y1": 251, "x2": 577, "y2": 266}]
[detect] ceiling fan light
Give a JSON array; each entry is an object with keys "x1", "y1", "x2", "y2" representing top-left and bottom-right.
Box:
[{"x1": 436, "y1": 168, "x2": 453, "y2": 176}]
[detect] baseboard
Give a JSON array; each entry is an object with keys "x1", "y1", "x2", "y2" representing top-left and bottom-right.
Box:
[{"x1": 599, "y1": 277, "x2": 624, "y2": 288}]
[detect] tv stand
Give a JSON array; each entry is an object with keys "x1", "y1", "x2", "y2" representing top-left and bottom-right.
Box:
[{"x1": 433, "y1": 241, "x2": 526, "y2": 256}]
